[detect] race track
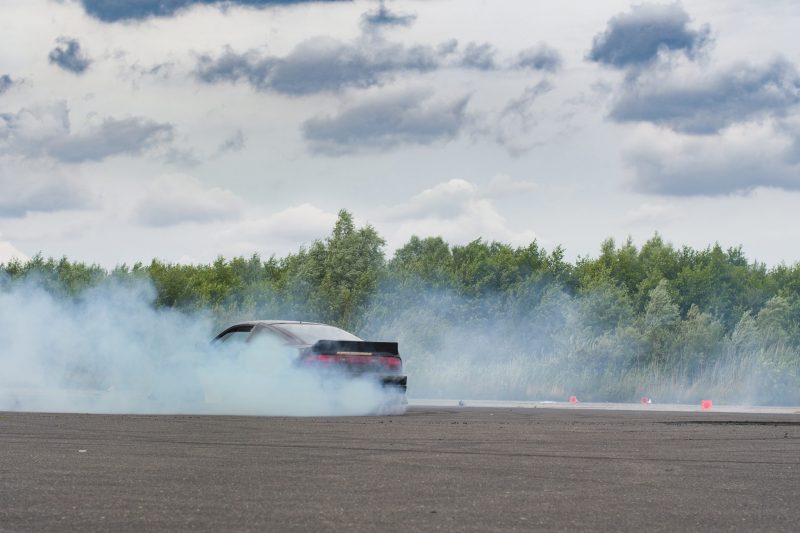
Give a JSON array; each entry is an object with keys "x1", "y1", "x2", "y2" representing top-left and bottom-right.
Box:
[{"x1": 1, "y1": 405, "x2": 799, "y2": 532}]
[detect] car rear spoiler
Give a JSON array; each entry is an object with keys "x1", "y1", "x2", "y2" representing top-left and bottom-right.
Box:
[{"x1": 309, "y1": 340, "x2": 399, "y2": 356}]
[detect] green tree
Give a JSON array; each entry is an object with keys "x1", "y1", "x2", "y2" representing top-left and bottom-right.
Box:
[
  {"x1": 284, "y1": 210, "x2": 385, "y2": 330},
  {"x1": 640, "y1": 279, "x2": 680, "y2": 367}
]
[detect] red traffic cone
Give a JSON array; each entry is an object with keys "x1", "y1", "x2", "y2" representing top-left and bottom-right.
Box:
[
  {"x1": 568, "y1": 395, "x2": 579, "y2": 404},
  {"x1": 700, "y1": 399, "x2": 713, "y2": 410}
]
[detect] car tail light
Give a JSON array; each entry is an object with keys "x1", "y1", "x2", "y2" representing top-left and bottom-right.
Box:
[
  {"x1": 305, "y1": 354, "x2": 336, "y2": 363},
  {"x1": 303, "y1": 354, "x2": 402, "y2": 371},
  {"x1": 381, "y1": 357, "x2": 402, "y2": 371}
]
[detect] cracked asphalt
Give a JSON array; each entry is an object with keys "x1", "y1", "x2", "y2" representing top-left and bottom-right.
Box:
[{"x1": 1, "y1": 406, "x2": 799, "y2": 532}]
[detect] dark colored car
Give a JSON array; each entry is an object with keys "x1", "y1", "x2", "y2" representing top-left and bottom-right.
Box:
[{"x1": 213, "y1": 320, "x2": 407, "y2": 400}]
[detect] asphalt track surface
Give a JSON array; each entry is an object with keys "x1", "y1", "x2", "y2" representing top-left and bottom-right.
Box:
[{"x1": 1, "y1": 406, "x2": 799, "y2": 532}]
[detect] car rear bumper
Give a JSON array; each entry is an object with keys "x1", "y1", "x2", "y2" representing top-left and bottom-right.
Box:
[{"x1": 381, "y1": 375, "x2": 407, "y2": 392}]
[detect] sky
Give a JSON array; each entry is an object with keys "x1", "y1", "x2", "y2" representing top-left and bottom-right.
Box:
[{"x1": 2, "y1": 0, "x2": 800, "y2": 267}]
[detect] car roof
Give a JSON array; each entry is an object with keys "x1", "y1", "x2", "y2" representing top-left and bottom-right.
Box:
[
  {"x1": 216, "y1": 320, "x2": 344, "y2": 346},
  {"x1": 214, "y1": 321, "x2": 306, "y2": 344},
  {"x1": 229, "y1": 320, "x2": 324, "y2": 327}
]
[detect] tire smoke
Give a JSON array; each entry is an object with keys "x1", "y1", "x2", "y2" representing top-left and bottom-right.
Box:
[{"x1": 0, "y1": 279, "x2": 403, "y2": 416}]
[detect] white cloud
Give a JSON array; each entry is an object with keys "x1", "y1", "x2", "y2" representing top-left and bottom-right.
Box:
[
  {"x1": 0, "y1": 235, "x2": 27, "y2": 264},
  {"x1": 217, "y1": 203, "x2": 338, "y2": 251},
  {"x1": 623, "y1": 202, "x2": 682, "y2": 226},
  {"x1": 133, "y1": 174, "x2": 243, "y2": 227},
  {"x1": 485, "y1": 174, "x2": 538, "y2": 197},
  {"x1": 382, "y1": 179, "x2": 537, "y2": 247},
  {"x1": 0, "y1": 102, "x2": 174, "y2": 163},
  {"x1": 0, "y1": 102, "x2": 70, "y2": 152},
  {"x1": 385, "y1": 178, "x2": 476, "y2": 221},
  {"x1": 0, "y1": 158, "x2": 94, "y2": 217}
]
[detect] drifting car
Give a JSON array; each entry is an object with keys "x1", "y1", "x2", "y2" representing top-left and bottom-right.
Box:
[{"x1": 213, "y1": 320, "x2": 407, "y2": 404}]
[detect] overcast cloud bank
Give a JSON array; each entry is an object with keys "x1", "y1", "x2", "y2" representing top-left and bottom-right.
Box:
[
  {"x1": 588, "y1": 3, "x2": 800, "y2": 197},
  {"x1": 4, "y1": 0, "x2": 800, "y2": 265}
]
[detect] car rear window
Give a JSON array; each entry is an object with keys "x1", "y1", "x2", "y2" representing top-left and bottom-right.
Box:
[
  {"x1": 277, "y1": 323, "x2": 362, "y2": 344},
  {"x1": 215, "y1": 326, "x2": 253, "y2": 344}
]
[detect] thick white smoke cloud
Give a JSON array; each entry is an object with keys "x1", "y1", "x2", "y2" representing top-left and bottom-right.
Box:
[
  {"x1": 0, "y1": 280, "x2": 402, "y2": 416},
  {"x1": 363, "y1": 283, "x2": 800, "y2": 406},
  {"x1": 3, "y1": 272, "x2": 795, "y2": 413}
]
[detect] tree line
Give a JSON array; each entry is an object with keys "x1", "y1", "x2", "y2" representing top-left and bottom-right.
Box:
[{"x1": 3, "y1": 210, "x2": 799, "y2": 403}]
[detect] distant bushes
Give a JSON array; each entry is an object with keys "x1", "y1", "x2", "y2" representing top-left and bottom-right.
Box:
[{"x1": 3, "y1": 210, "x2": 799, "y2": 404}]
